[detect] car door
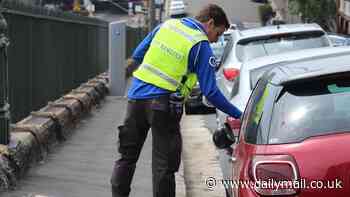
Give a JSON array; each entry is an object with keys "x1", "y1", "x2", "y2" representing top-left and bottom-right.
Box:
[{"x1": 232, "y1": 77, "x2": 274, "y2": 196}]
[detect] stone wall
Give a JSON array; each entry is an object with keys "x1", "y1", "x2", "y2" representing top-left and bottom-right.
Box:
[{"x1": 0, "y1": 73, "x2": 109, "y2": 191}]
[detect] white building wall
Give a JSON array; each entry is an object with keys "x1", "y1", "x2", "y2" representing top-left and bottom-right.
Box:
[
  {"x1": 344, "y1": 0, "x2": 350, "y2": 16},
  {"x1": 339, "y1": 0, "x2": 345, "y2": 13}
]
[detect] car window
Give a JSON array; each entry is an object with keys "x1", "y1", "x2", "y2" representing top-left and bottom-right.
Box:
[
  {"x1": 223, "y1": 33, "x2": 232, "y2": 42},
  {"x1": 220, "y1": 34, "x2": 234, "y2": 64},
  {"x1": 346, "y1": 39, "x2": 350, "y2": 46},
  {"x1": 241, "y1": 78, "x2": 275, "y2": 144},
  {"x1": 269, "y1": 75, "x2": 350, "y2": 144},
  {"x1": 210, "y1": 35, "x2": 227, "y2": 60},
  {"x1": 236, "y1": 31, "x2": 330, "y2": 62}
]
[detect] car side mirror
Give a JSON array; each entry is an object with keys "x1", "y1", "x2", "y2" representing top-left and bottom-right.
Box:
[{"x1": 212, "y1": 123, "x2": 235, "y2": 149}]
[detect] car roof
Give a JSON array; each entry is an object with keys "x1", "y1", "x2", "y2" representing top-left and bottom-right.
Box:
[
  {"x1": 243, "y1": 46, "x2": 350, "y2": 71},
  {"x1": 237, "y1": 23, "x2": 324, "y2": 40},
  {"x1": 264, "y1": 47, "x2": 350, "y2": 85}
]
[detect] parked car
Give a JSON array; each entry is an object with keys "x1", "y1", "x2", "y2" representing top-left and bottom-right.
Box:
[
  {"x1": 227, "y1": 49, "x2": 350, "y2": 197},
  {"x1": 327, "y1": 33, "x2": 350, "y2": 47},
  {"x1": 185, "y1": 26, "x2": 237, "y2": 114},
  {"x1": 185, "y1": 23, "x2": 248, "y2": 114},
  {"x1": 215, "y1": 46, "x2": 350, "y2": 197},
  {"x1": 210, "y1": 25, "x2": 238, "y2": 61},
  {"x1": 216, "y1": 46, "x2": 350, "y2": 131},
  {"x1": 211, "y1": 32, "x2": 230, "y2": 61},
  {"x1": 185, "y1": 82, "x2": 202, "y2": 114},
  {"x1": 216, "y1": 23, "x2": 331, "y2": 105}
]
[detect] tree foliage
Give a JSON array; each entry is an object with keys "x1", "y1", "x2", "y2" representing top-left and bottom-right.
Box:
[
  {"x1": 258, "y1": 3, "x2": 273, "y2": 25},
  {"x1": 288, "y1": 0, "x2": 337, "y2": 31}
]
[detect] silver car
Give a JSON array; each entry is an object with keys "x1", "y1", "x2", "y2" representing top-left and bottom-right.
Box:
[
  {"x1": 327, "y1": 33, "x2": 350, "y2": 47},
  {"x1": 210, "y1": 24, "x2": 238, "y2": 61},
  {"x1": 216, "y1": 23, "x2": 332, "y2": 104}
]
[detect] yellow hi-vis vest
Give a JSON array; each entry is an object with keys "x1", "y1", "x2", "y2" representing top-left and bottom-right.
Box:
[{"x1": 133, "y1": 19, "x2": 208, "y2": 98}]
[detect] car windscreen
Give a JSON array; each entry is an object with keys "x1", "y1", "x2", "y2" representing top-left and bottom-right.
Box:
[
  {"x1": 236, "y1": 31, "x2": 330, "y2": 62},
  {"x1": 269, "y1": 75, "x2": 350, "y2": 144}
]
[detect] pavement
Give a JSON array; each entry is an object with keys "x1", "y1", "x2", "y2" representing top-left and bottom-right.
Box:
[
  {"x1": 2, "y1": 97, "x2": 126, "y2": 197},
  {"x1": 182, "y1": 115, "x2": 226, "y2": 197},
  {"x1": 2, "y1": 96, "x2": 224, "y2": 197}
]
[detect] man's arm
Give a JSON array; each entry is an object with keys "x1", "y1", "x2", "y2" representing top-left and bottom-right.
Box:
[
  {"x1": 126, "y1": 25, "x2": 161, "y2": 78},
  {"x1": 189, "y1": 41, "x2": 242, "y2": 119}
]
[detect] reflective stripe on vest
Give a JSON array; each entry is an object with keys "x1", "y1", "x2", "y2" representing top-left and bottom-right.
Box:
[
  {"x1": 163, "y1": 22, "x2": 202, "y2": 43},
  {"x1": 139, "y1": 64, "x2": 181, "y2": 87},
  {"x1": 133, "y1": 19, "x2": 208, "y2": 92}
]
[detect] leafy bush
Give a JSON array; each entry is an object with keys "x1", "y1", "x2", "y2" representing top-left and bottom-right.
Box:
[
  {"x1": 258, "y1": 3, "x2": 273, "y2": 26},
  {"x1": 288, "y1": 0, "x2": 336, "y2": 31}
]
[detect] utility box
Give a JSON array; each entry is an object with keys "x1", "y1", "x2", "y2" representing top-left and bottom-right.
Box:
[{"x1": 109, "y1": 20, "x2": 126, "y2": 96}]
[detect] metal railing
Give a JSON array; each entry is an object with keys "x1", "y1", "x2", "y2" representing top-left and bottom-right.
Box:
[
  {"x1": 0, "y1": 10, "x2": 10, "y2": 144},
  {"x1": 1, "y1": 0, "x2": 109, "y2": 123}
]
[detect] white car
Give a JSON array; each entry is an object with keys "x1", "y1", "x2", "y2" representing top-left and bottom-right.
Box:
[
  {"x1": 210, "y1": 25, "x2": 237, "y2": 61},
  {"x1": 220, "y1": 46, "x2": 350, "y2": 121},
  {"x1": 169, "y1": 0, "x2": 186, "y2": 16},
  {"x1": 216, "y1": 23, "x2": 332, "y2": 103},
  {"x1": 184, "y1": 25, "x2": 238, "y2": 114},
  {"x1": 327, "y1": 33, "x2": 350, "y2": 47},
  {"x1": 217, "y1": 46, "x2": 350, "y2": 197},
  {"x1": 211, "y1": 33, "x2": 229, "y2": 61}
]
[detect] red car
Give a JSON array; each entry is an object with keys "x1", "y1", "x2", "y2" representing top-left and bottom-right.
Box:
[{"x1": 219, "y1": 51, "x2": 350, "y2": 197}]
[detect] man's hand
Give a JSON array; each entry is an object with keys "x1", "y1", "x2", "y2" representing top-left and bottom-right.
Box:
[{"x1": 125, "y1": 58, "x2": 140, "y2": 79}]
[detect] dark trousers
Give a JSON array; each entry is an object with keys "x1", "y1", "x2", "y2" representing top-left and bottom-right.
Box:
[{"x1": 111, "y1": 96, "x2": 182, "y2": 197}]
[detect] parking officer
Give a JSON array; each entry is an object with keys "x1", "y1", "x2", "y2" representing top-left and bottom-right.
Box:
[{"x1": 111, "y1": 4, "x2": 242, "y2": 197}]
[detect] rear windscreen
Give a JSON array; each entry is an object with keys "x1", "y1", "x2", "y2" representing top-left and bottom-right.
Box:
[
  {"x1": 269, "y1": 75, "x2": 350, "y2": 144},
  {"x1": 236, "y1": 31, "x2": 330, "y2": 62}
]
